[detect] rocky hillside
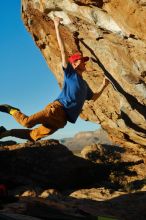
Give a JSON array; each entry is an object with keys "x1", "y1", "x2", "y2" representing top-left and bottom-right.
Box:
[
  {"x1": 60, "y1": 128, "x2": 111, "y2": 153},
  {"x1": 21, "y1": 0, "x2": 146, "y2": 149},
  {"x1": 0, "y1": 140, "x2": 146, "y2": 219}
]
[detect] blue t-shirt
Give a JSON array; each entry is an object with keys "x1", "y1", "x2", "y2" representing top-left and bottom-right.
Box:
[{"x1": 56, "y1": 63, "x2": 93, "y2": 123}]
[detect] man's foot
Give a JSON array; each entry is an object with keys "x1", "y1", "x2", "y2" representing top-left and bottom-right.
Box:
[
  {"x1": 0, "y1": 126, "x2": 7, "y2": 135},
  {"x1": 0, "y1": 105, "x2": 20, "y2": 114}
]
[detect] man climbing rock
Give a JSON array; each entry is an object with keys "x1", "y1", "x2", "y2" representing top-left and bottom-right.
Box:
[{"x1": 0, "y1": 17, "x2": 108, "y2": 141}]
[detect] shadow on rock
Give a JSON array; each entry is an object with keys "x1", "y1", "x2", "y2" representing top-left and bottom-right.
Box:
[
  {"x1": 1, "y1": 190, "x2": 146, "y2": 220},
  {"x1": 81, "y1": 143, "x2": 144, "y2": 189},
  {"x1": 0, "y1": 140, "x2": 145, "y2": 219},
  {"x1": 0, "y1": 140, "x2": 143, "y2": 191},
  {"x1": 0, "y1": 140, "x2": 110, "y2": 190}
]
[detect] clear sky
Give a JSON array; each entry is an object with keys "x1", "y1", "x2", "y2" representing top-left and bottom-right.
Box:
[{"x1": 0, "y1": 0, "x2": 99, "y2": 142}]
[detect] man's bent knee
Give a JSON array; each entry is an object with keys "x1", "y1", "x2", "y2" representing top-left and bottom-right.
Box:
[
  {"x1": 22, "y1": 121, "x2": 34, "y2": 128},
  {"x1": 30, "y1": 126, "x2": 57, "y2": 141}
]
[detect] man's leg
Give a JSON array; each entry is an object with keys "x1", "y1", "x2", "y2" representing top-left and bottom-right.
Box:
[
  {"x1": 12, "y1": 108, "x2": 51, "y2": 128},
  {"x1": 0, "y1": 101, "x2": 66, "y2": 129},
  {"x1": 29, "y1": 125, "x2": 57, "y2": 141},
  {"x1": 0, "y1": 125, "x2": 57, "y2": 141},
  {"x1": 0, "y1": 129, "x2": 32, "y2": 141},
  {"x1": 0, "y1": 104, "x2": 54, "y2": 128},
  {"x1": 0, "y1": 101, "x2": 67, "y2": 141}
]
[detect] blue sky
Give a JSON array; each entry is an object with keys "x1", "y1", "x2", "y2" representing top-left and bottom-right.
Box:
[{"x1": 0, "y1": 1, "x2": 99, "y2": 142}]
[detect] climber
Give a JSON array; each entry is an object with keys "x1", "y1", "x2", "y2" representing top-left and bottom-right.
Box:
[{"x1": 0, "y1": 17, "x2": 109, "y2": 141}]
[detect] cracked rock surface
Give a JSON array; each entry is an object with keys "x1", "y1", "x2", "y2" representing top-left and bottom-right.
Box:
[{"x1": 21, "y1": 0, "x2": 146, "y2": 148}]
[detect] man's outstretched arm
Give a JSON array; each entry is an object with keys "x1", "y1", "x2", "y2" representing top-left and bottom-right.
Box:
[
  {"x1": 91, "y1": 78, "x2": 109, "y2": 101},
  {"x1": 54, "y1": 17, "x2": 68, "y2": 68}
]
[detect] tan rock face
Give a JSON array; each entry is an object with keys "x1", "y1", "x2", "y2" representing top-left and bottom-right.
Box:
[{"x1": 21, "y1": 0, "x2": 146, "y2": 147}]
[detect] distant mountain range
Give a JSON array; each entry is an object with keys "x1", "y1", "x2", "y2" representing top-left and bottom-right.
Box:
[{"x1": 60, "y1": 128, "x2": 112, "y2": 153}]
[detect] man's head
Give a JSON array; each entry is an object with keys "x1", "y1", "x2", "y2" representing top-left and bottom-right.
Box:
[{"x1": 68, "y1": 53, "x2": 89, "y2": 73}]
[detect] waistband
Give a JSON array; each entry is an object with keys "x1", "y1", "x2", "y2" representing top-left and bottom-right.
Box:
[{"x1": 53, "y1": 100, "x2": 64, "y2": 107}]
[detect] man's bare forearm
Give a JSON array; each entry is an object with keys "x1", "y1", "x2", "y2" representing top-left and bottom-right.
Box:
[
  {"x1": 54, "y1": 25, "x2": 65, "y2": 54},
  {"x1": 54, "y1": 17, "x2": 67, "y2": 67}
]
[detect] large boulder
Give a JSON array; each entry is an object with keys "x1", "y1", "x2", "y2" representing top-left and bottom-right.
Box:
[
  {"x1": 0, "y1": 140, "x2": 110, "y2": 189},
  {"x1": 0, "y1": 140, "x2": 146, "y2": 220},
  {"x1": 21, "y1": 0, "x2": 146, "y2": 148}
]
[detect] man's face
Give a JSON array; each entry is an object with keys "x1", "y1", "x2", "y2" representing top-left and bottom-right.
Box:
[{"x1": 72, "y1": 59, "x2": 86, "y2": 71}]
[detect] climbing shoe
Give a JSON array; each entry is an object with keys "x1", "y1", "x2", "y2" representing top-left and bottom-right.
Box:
[
  {"x1": 0, "y1": 105, "x2": 20, "y2": 114},
  {"x1": 0, "y1": 126, "x2": 6, "y2": 135}
]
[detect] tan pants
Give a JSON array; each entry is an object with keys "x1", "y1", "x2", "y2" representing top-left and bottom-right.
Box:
[{"x1": 10, "y1": 101, "x2": 67, "y2": 141}]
